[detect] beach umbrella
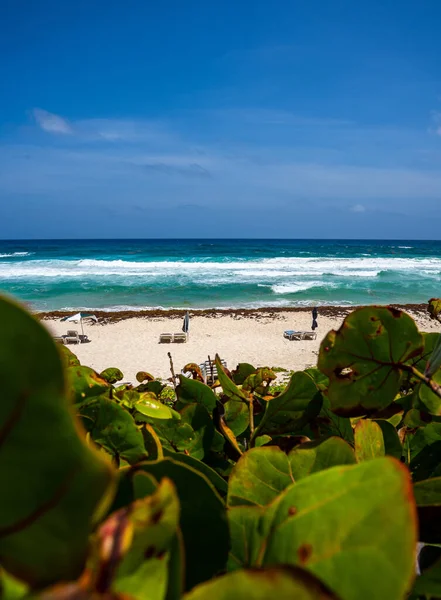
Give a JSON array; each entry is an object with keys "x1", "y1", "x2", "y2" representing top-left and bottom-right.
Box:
[
  {"x1": 61, "y1": 312, "x2": 97, "y2": 336},
  {"x1": 312, "y1": 307, "x2": 318, "y2": 331},
  {"x1": 182, "y1": 311, "x2": 190, "y2": 336}
]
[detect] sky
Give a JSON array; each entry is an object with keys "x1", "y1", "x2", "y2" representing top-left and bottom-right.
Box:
[{"x1": 1, "y1": 0, "x2": 441, "y2": 239}]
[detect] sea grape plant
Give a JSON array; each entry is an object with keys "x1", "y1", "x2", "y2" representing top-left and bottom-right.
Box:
[{"x1": 1, "y1": 296, "x2": 441, "y2": 599}]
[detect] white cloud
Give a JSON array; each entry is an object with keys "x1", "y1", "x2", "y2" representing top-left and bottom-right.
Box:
[
  {"x1": 351, "y1": 204, "x2": 366, "y2": 213},
  {"x1": 33, "y1": 109, "x2": 73, "y2": 135}
]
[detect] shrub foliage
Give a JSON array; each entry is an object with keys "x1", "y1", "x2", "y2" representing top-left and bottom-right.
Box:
[{"x1": 1, "y1": 297, "x2": 441, "y2": 599}]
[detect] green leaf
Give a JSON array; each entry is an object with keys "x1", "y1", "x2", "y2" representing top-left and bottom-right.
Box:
[
  {"x1": 288, "y1": 437, "x2": 356, "y2": 480},
  {"x1": 429, "y1": 298, "x2": 441, "y2": 321},
  {"x1": 354, "y1": 420, "x2": 385, "y2": 461},
  {"x1": 67, "y1": 365, "x2": 110, "y2": 404},
  {"x1": 78, "y1": 397, "x2": 148, "y2": 465},
  {"x1": 409, "y1": 423, "x2": 441, "y2": 481},
  {"x1": 412, "y1": 555, "x2": 441, "y2": 598},
  {"x1": 253, "y1": 372, "x2": 322, "y2": 438},
  {"x1": 232, "y1": 363, "x2": 256, "y2": 385},
  {"x1": 242, "y1": 368, "x2": 276, "y2": 393},
  {"x1": 373, "y1": 419, "x2": 402, "y2": 460},
  {"x1": 135, "y1": 458, "x2": 229, "y2": 591},
  {"x1": 414, "y1": 477, "x2": 441, "y2": 543},
  {"x1": 163, "y1": 452, "x2": 228, "y2": 496},
  {"x1": 318, "y1": 307, "x2": 424, "y2": 416},
  {"x1": 134, "y1": 393, "x2": 181, "y2": 422},
  {"x1": 228, "y1": 447, "x2": 295, "y2": 507},
  {"x1": 142, "y1": 424, "x2": 164, "y2": 460},
  {"x1": 110, "y1": 479, "x2": 180, "y2": 599},
  {"x1": 316, "y1": 396, "x2": 354, "y2": 444},
  {"x1": 154, "y1": 404, "x2": 214, "y2": 460},
  {"x1": 224, "y1": 400, "x2": 249, "y2": 436},
  {"x1": 184, "y1": 566, "x2": 340, "y2": 600},
  {"x1": 100, "y1": 367, "x2": 124, "y2": 384},
  {"x1": 254, "y1": 435, "x2": 272, "y2": 447},
  {"x1": 228, "y1": 440, "x2": 355, "y2": 507},
  {"x1": 58, "y1": 344, "x2": 80, "y2": 367},
  {"x1": 215, "y1": 355, "x2": 249, "y2": 402},
  {"x1": 176, "y1": 375, "x2": 217, "y2": 412},
  {"x1": 420, "y1": 370, "x2": 441, "y2": 415},
  {"x1": 262, "y1": 458, "x2": 416, "y2": 600},
  {"x1": 0, "y1": 296, "x2": 114, "y2": 587}
]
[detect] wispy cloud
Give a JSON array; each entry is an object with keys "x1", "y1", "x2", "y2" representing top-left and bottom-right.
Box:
[
  {"x1": 351, "y1": 204, "x2": 366, "y2": 213},
  {"x1": 33, "y1": 108, "x2": 73, "y2": 135}
]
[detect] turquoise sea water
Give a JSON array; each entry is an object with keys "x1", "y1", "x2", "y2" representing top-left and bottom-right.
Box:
[{"x1": 0, "y1": 239, "x2": 440, "y2": 311}]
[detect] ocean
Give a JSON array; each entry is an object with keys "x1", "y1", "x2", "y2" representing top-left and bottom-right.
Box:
[{"x1": 0, "y1": 239, "x2": 439, "y2": 311}]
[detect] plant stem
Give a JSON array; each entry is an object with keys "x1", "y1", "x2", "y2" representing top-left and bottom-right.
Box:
[
  {"x1": 404, "y1": 365, "x2": 441, "y2": 399},
  {"x1": 249, "y1": 399, "x2": 254, "y2": 437}
]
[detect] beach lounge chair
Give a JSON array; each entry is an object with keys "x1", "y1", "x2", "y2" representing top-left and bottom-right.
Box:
[
  {"x1": 173, "y1": 333, "x2": 187, "y2": 343},
  {"x1": 159, "y1": 333, "x2": 173, "y2": 343},
  {"x1": 283, "y1": 330, "x2": 317, "y2": 341},
  {"x1": 64, "y1": 330, "x2": 80, "y2": 344},
  {"x1": 53, "y1": 336, "x2": 65, "y2": 344},
  {"x1": 200, "y1": 358, "x2": 227, "y2": 385},
  {"x1": 303, "y1": 331, "x2": 317, "y2": 340}
]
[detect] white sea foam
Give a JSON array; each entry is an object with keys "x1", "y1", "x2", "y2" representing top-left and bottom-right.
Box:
[
  {"x1": 1, "y1": 256, "x2": 440, "y2": 285},
  {"x1": 0, "y1": 251, "x2": 33, "y2": 258}
]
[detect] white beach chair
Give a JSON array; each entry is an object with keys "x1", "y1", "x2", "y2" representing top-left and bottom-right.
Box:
[
  {"x1": 64, "y1": 330, "x2": 80, "y2": 344},
  {"x1": 173, "y1": 333, "x2": 187, "y2": 343},
  {"x1": 200, "y1": 358, "x2": 227, "y2": 385},
  {"x1": 303, "y1": 331, "x2": 317, "y2": 340},
  {"x1": 159, "y1": 333, "x2": 173, "y2": 343}
]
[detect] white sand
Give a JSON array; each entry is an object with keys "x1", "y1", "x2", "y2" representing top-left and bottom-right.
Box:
[{"x1": 45, "y1": 310, "x2": 440, "y2": 383}]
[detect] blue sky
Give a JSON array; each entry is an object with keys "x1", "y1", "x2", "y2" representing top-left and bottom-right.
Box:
[{"x1": 1, "y1": 0, "x2": 441, "y2": 238}]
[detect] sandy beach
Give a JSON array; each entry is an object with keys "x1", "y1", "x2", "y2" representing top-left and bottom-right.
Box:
[{"x1": 43, "y1": 306, "x2": 439, "y2": 383}]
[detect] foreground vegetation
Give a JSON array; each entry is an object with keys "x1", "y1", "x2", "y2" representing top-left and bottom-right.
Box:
[{"x1": 1, "y1": 297, "x2": 441, "y2": 599}]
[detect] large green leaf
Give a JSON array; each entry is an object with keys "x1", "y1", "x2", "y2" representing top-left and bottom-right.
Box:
[
  {"x1": 232, "y1": 363, "x2": 256, "y2": 385},
  {"x1": 224, "y1": 400, "x2": 249, "y2": 436},
  {"x1": 228, "y1": 447, "x2": 295, "y2": 507},
  {"x1": 67, "y1": 365, "x2": 110, "y2": 404},
  {"x1": 374, "y1": 419, "x2": 402, "y2": 460},
  {"x1": 78, "y1": 397, "x2": 147, "y2": 465},
  {"x1": 163, "y1": 452, "x2": 228, "y2": 496},
  {"x1": 229, "y1": 458, "x2": 416, "y2": 600},
  {"x1": 101, "y1": 478, "x2": 180, "y2": 599},
  {"x1": 262, "y1": 458, "x2": 416, "y2": 600},
  {"x1": 0, "y1": 296, "x2": 114, "y2": 587},
  {"x1": 184, "y1": 566, "x2": 340, "y2": 600},
  {"x1": 134, "y1": 458, "x2": 229, "y2": 591},
  {"x1": 100, "y1": 367, "x2": 124, "y2": 384},
  {"x1": 316, "y1": 396, "x2": 354, "y2": 444},
  {"x1": 354, "y1": 419, "x2": 385, "y2": 461},
  {"x1": 409, "y1": 422, "x2": 441, "y2": 481},
  {"x1": 176, "y1": 375, "x2": 218, "y2": 412},
  {"x1": 318, "y1": 307, "x2": 424, "y2": 416},
  {"x1": 420, "y1": 370, "x2": 441, "y2": 416},
  {"x1": 228, "y1": 440, "x2": 355, "y2": 507},
  {"x1": 133, "y1": 393, "x2": 181, "y2": 422},
  {"x1": 215, "y1": 355, "x2": 249, "y2": 402},
  {"x1": 288, "y1": 437, "x2": 356, "y2": 480},
  {"x1": 154, "y1": 404, "x2": 214, "y2": 460},
  {"x1": 252, "y1": 372, "x2": 322, "y2": 438}
]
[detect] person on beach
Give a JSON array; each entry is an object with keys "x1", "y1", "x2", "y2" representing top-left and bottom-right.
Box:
[{"x1": 312, "y1": 307, "x2": 318, "y2": 330}]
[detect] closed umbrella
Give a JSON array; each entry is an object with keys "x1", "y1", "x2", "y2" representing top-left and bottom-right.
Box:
[
  {"x1": 312, "y1": 307, "x2": 318, "y2": 331},
  {"x1": 182, "y1": 311, "x2": 190, "y2": 337}
]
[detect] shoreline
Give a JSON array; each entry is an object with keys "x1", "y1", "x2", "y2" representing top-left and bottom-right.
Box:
[{"x1": 37, "y1": 302, "x2": 430, "y2": 323}]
